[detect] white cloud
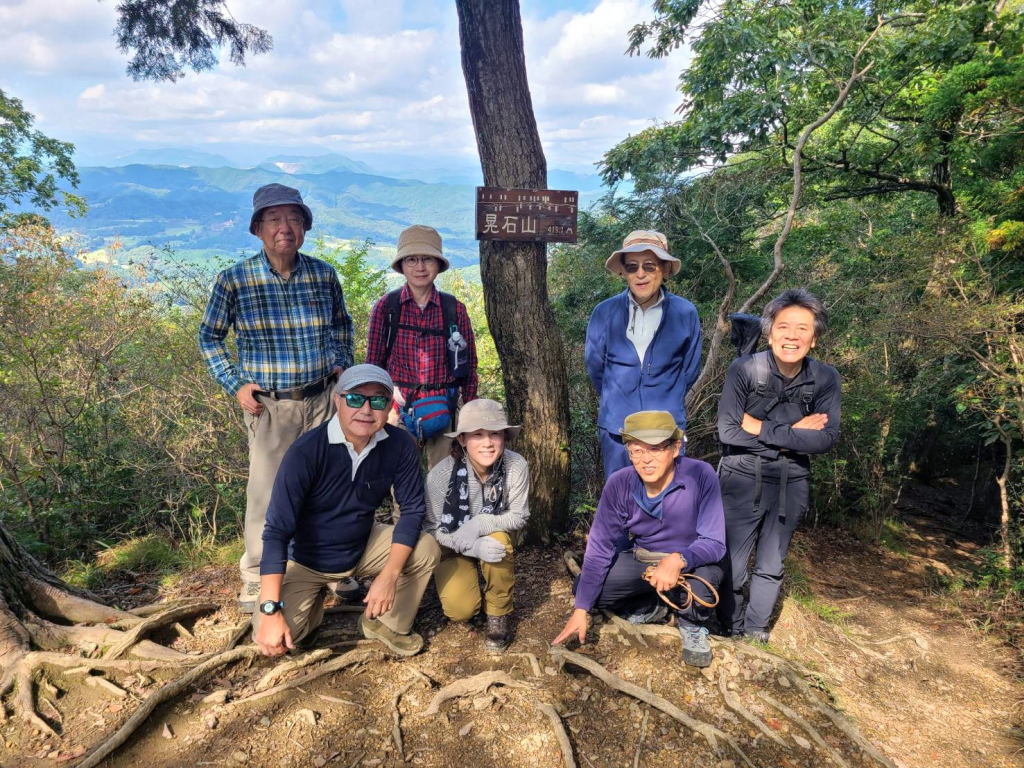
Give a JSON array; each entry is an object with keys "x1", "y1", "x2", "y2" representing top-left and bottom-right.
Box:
[{"x1": 15, "y1": 0, "x2": 691, "y2": 173}]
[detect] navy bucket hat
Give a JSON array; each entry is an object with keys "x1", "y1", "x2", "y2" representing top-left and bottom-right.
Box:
[{"x1": 249, "y1": 183, "x2": 314, "y2": 235}]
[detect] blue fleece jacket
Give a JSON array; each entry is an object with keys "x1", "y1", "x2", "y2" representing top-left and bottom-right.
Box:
[
  {"x1": 574, "y1": 456, "x2": 726, "y2": 611},
  {"x1": 585, "y1": 289, "x2": 702, "y2": 433}
]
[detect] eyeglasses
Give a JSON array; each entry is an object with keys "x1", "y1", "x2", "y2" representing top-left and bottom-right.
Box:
[
  {"x1": 261, "y1": 214, "x2": 305, "y2": 228},
  {"x1": 623, "y1": 261, "x2": 662, "y2": 275},
  {"x1": 626, "y1": 441, "x2": 674, "y2": 460},
  {"x1": 403, "y1": 256, "x2": 436, "y2": 267},
  {"x1": 343, "y1": 393, "x2": 391, "y2": 411}
]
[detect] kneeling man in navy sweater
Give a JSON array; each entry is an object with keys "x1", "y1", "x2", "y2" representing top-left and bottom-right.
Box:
[{"x1": 253, "y1": 364, "x2": 441, "y2": 658}]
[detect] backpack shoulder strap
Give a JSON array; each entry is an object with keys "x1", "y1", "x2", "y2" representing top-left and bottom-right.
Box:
[
  {"x1": 743, "y1": 352, "x2": 781, "y2": 417},
  {"x1": 439, "y1": 291, "x2": 458, "y2": 336},
  {"x1": 799, "y1": 359, "x2": 821, "y2": 416},
  {"x1": 381, "y1": 289, "x2": 404, "y2": 366}
]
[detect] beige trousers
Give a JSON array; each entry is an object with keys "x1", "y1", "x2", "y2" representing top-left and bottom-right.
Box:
[
  {"x1": 240, "y1": 386, "x2": 334, "y2": 583},
  {"x1": 387, "y1": 405, "x2": 455, "y2": 522},
  {"x1": 434, "y1": 531, "x2": 515, "y2": 620},
  {"x1": 252, "y1": 524, "x2": 441, "y2": 642}
]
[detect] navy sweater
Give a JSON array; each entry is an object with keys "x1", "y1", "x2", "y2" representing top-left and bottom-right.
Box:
[
  {"x1": 261, "y1": 421, "x2": 425, "y2": 575},
  {"x1": 584, "y1": 289, "x2": 702, "y2": 433}
]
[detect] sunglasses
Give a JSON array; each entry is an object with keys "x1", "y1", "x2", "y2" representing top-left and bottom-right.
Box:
[
  {"x1": 343, "y1": 393, "x2": 391, "y2": 411},
  {"x1": 623, "y1": 261, "x2": 662, "y2": 275}
]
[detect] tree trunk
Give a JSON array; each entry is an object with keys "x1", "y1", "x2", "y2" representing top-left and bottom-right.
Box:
[{"x1": 456, "y1": 0, "x2": 570, "y2": 540}]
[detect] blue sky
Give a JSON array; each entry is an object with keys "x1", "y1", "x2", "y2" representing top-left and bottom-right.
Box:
[{"x1": 5, "y1": 0, "x2": 692, "y2": 173}]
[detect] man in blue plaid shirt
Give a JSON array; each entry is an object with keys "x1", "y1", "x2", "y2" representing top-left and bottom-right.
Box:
[{"x1": 199, "y1": 183, "x2": 355, "y2": 612}]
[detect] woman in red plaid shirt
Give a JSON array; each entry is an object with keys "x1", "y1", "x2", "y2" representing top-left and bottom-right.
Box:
[{"x1": 367, "y1": 225, "x2": 478, "y2": 471}]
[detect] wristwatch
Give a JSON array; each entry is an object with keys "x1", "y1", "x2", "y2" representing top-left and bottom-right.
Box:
[
  {"x1": 259, "y1": 600, "x2": 284, "y2": 616},
  {"x1": 674, "y1": 553, "x2": 688, "y2": 570}
]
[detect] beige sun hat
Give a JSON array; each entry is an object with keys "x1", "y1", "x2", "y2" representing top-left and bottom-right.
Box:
[
  {"x1": 619, "y1": 411, "x2": 684, "y2": 444},
  {"x1": 391, "y1": 224, "x2": 450, "y2": 273},
  {"x1": 605, "y1": 230, "x2": 681, "y2": 278},
  {"x1": 445, "y1": 399, "x2": 522, "y2": 439}
]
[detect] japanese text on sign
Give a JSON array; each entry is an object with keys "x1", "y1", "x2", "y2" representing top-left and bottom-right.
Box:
[{"x1": 475, "y1": 187, "x2": 578, "y2": 244}]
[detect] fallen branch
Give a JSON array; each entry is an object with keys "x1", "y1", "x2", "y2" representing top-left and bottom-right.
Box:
[
  {"x1": 758, "y1": 691, "x2": 849, "y2": 768},
  {"x1": 78, "y1": 645, "x2": 259, "y2": 768},
  {"x1": 229, "y1": 648, "x2": 381, "y2": 707},
  {"x1": 549, "y1": 647, "x2": 753, "y2": 768},
  {"x1": 538, "y1": 702, "x2": 576, "y2": 768},
  {"x1": 423, "y1": 671, "x2": 533, "y2": 715},
  {"x1": 104, "y1": 602, "x2": 217, "y2": 659},
  {"x1": 255, "y1": 648, "x2": 332, "y2": 691},
  {"x1": 718, "y1": 671, "x2": 788, "y2": 748}
]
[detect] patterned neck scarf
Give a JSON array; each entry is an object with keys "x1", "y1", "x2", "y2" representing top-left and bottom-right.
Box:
[{"x1": 438, "y1": 453, "x2": 506, "y2": 534}]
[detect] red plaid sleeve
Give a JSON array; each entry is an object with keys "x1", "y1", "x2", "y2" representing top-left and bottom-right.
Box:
[
  {"x1": 457, "y1": 299, "x2": 479, "y2": 402},
  {"x1": 365, "y1": 294, "x2": 388, "y2": 368}
]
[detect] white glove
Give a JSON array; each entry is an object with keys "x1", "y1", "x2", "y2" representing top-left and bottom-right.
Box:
[
  {"x1": 468, "y1": 536, "x2": 507, "y2": 563},
  {"x1": 449, "y1": 517, "x2": 484, "y2": 553}
]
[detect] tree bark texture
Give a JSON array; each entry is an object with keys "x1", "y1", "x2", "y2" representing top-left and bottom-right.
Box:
[{"x1": 456, "y1": 0, "x2": 570, "y2": 540}]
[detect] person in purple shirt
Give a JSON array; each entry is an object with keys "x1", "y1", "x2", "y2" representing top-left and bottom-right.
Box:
[{"x1": 553, "y1": 411, "x2": 726, "y2": 668}]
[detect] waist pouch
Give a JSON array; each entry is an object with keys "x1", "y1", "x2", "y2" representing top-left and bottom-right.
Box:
[
  {"x1": 401, "y1": 394, "x2": 451, "y2": 440},
  {"x1": 634, "y1": 546, "x2": 671, "y2": 565}
]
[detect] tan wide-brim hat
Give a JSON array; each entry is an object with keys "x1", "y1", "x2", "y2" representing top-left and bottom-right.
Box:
[
  {"x1": 619, "y1": 410, "x2": 684, "y2": 444},
  {"x1": 391, "y1": 224, "x2": 451, "y2": 273},
  {"x1": 445, "y1": 398, "x2": 522, "y2": 439},
  {"x1": 605, "y1": 229, "x2": 681, "y2": 278}
]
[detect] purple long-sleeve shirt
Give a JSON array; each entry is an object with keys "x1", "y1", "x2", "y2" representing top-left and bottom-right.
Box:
[{"x1": 575, "y1": 457, "x2": 726, "y2": 612}]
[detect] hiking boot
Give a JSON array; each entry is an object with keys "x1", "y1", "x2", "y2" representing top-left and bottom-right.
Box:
[
  {"x1": 621, "y1": 601, "x2": 669, "y2": 626},
  {"x1": 678, "y1": 619, "x2": 713, "y2": 668},
  {"x1": 484, "y1": 614, "x2": 512, "y2": 653},
  {"x1": 744, "y1": 630, "x2": 771, "y2": 645},
  {"x1": 238, "y1": 581, "x2": 260, "y2": 614},
  {"x1": 334, "y1": 576, "x2": 365, "y2": 604},
  {"x1": 359, "y1": 615, "x2": 424, "y2": 657}
]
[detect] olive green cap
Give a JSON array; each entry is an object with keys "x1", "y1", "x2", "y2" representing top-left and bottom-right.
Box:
[{"x1": 619, "y1": 411, "x2": 684, "y2": 445}]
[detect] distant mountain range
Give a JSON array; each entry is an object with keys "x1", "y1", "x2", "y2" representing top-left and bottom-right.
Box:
[{"x1": 49, "y1": 150, "x2": 608, "y2": 271}]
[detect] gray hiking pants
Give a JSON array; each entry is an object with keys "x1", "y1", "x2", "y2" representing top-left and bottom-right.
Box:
[{"x1": 718, "y1": 462, "x2": 809, "y2": 635}]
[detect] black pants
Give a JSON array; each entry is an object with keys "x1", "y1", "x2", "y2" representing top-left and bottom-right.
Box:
[
  {"x1": 718, "y1": 466, "x2": 808, "y2": 635},
  {"x1": 575, "y1": 549, "x2": 723, "y2": 626}
]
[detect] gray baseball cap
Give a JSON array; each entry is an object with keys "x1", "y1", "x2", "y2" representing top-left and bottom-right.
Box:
[
  {"x1": 249, "y1": 183, "x2": 314, "y2": 235},
  {"x1": 334, "y1": 364, "x2": 394, "y2": 395}
]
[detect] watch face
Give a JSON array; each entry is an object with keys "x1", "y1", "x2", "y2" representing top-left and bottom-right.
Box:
[{"x1": 260, "y1": 600, "x2": 278, "y2": 615}]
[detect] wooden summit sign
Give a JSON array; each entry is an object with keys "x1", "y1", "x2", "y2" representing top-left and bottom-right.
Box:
[{"x1": 475, "y1": 187, "x2": 578, "y2": 243}]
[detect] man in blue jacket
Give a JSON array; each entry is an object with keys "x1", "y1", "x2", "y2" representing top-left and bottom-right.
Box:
[
  {"x1": 552, "y1": 411, "x2": 725, "y2": 668},
  {"x1": 585, "y1": 230, "x2": 702, "y2": 479}
]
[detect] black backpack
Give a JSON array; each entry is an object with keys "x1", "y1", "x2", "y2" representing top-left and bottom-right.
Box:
[{"x1": 380, "y1": 289, "x2": 471, "y2": 386}]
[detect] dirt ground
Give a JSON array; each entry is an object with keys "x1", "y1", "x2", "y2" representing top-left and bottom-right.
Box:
[{"x1": 2, "y1": 482, "x2": 1021, "y2": 767}]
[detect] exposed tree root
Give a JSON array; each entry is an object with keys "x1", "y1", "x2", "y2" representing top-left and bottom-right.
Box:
[
  {"x1": 24, "y1": 614, "x2": 186, "y2": 661},
  {"x1": 717, "y1": 671, "x2": 788, "y2": 748},
  {"x1": 103, "y1": 602, "x2": 217, "y2": 659},
  {"x1": 633, "y1": 675, "x2": 651, "y2": 768},
  {"x1": 538, "y1": 702, "x2": 576, "y2": 768},
  {"x1": 222, "y1": 619, "x2": 252, "y2": 651},
  {"x1": 562, "y1": 550, "x2": 581, "y2": 578},
  {"x1": 25, "y1": 577, "x2": 139, "y2": 626},
  {"x1": 228, "y1": 648, "x2": 381, "y2": 707},
  {"x1": 255, "y1": 648, "x2": 332, "y2": 691},
  {"x1": 78, "y1": 646, "x2": 259, "y2": 768},
  {"x1": 423, "y1": 670, "x2": 534, "y2": 715},
  {"x1": 759, "y1": 691, "x2": 849, "y2": 768},
  {"x1": 780, "y1": 668, "x2": 897, "y2": 768},
  {"x1": 512, "y1": 651, "x2": 543, "y2": 677},
  {"x1": 391, "y1": 679, "x2": 418, "y2": 760},
  {"x1": 85, "y1": 676, "x2": 128, "y2": 698},
  {"x1": 549, "y1": 647, "x2": 754, "y2": 768}
]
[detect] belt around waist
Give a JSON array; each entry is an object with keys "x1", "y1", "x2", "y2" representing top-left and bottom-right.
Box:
[{"x1": 257, "y1": 374, "x2": 336, "y2": 401}]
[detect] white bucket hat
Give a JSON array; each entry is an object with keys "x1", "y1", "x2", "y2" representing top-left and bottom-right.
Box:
[
  {"x1": 445, "y1": 399, "x2": 522, "y2": 439},
  {"x1": 605, "y1": 230, "x2": 681, "y2": 277},
  {"x1": 391, "y1": 224, "x2": 451, "y2": 273}
]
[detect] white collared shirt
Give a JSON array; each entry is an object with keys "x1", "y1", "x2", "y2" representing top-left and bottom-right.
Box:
[
  {"x1": 327, "y1": 416, "x2": 389, "y2": 480},
  {"x1": 626, "y1": 289, "x2": 665, "y2": 364}
]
